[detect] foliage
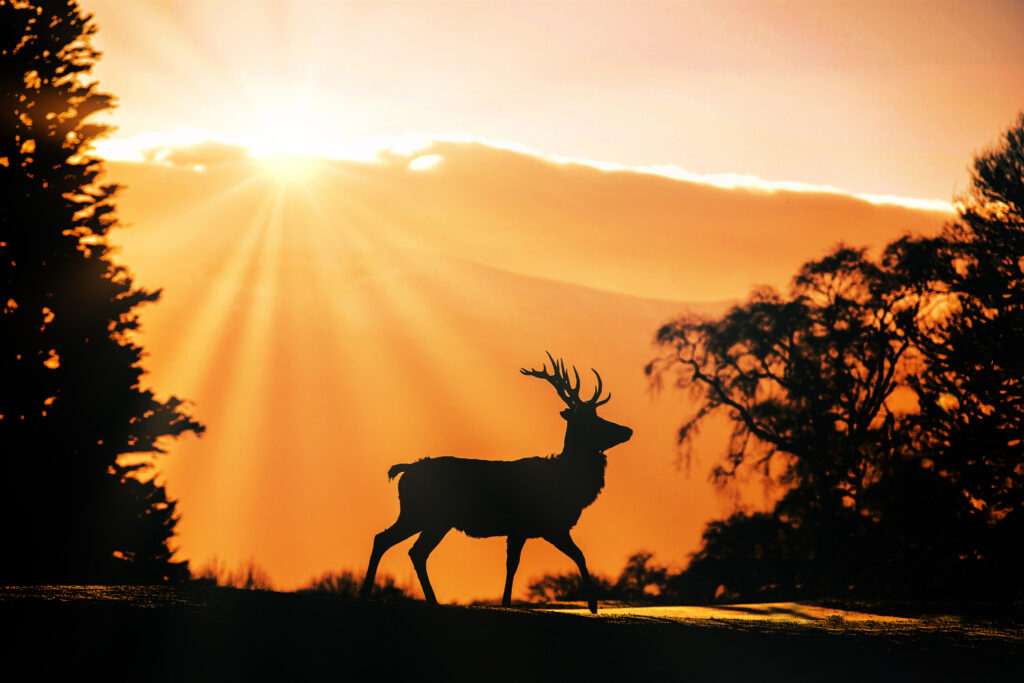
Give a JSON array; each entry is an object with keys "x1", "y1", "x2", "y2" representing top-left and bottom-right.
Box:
[
  {"x1": 878, "y1": 118, "x2": 1024, "y2": 597},
  {"x1": 194, "y1": 558, "x2": 275, "y2": 591},
  {"x1": 651, "y1": 245, "x2": 927, "y2": 510},
  {"x1": 300, "y1": 570, "x2": 414, "y2": 601},
  {"x1": 0, "y1": 0, "x2": 203, "y2": 583},
  {"x1": 892, "y1": 113, "x2": 1024, "y2": 580},
  {"x1": 526, "y1": 552, "x2": 666, "y2": 603},
  {"x1": 526, "y1": 569, "x2": 614, "y2": 603},
  {"x1": 613, "y1": 551, "x2": 669, "y2": 600},
  {"x1": 649, "y1": 113, "x2": 1024, "y2": 601},
  {"x1": 647, "y1": 246, "x2": 924, "y2": 575},
  {"x1": 667, "y1": 512, "x2": 801, "y2": 602}
]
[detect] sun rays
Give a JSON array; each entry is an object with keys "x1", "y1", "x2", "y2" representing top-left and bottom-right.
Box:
[
  {"x1": 101, "y1": 127, "x2": 952, "y2": 596},
  {"x1": 62, "y1": 0, "x2": 1024, "y2": 610},
  {"x1": 109, "y1": 149, "x2": 543, "y2": 579}
]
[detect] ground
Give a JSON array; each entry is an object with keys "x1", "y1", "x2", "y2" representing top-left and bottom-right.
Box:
[{"x1": 1, "y1": 586, "x2": 1020, "y2": 681}]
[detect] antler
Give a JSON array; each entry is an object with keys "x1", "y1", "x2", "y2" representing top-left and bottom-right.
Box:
[
  {"x1": 520, "y1": 351, "x2": 579, "y2": 408},
  {"x1": 521, "y1": 351, "x2": 611, "y2": 408},
  {"x1": 590, "y1": 368, "x2": 611, "y2": 407}
]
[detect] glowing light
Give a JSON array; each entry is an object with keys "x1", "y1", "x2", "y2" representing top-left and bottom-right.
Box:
[
  {"x1": 408, "y1": 154, "x2": 443, "y2": 171},
  {"x1": 92, "y1": 127, "x2": 242, "y2": 163},
  {"x1": 937, "y1": 393, "x2": 960, "y2": 412},
  {"x1": 254, "y1": 153, "x2": 320, "y2": 183},
  {"x1": 247, "y1": 113, "x2": 326, "y2": 159}
]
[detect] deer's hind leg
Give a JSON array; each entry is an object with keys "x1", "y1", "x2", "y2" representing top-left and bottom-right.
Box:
[
  {"x1": 409, "y1": 526, "x2": 450, "y2": 604},
  {"x1": 502, "y1": 535, "x2": 525, "y2": 607},
  {"x1": 361, "y1": 516, "x2": 419, "y2": 599}
]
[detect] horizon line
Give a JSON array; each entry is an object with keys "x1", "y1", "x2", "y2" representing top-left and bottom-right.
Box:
[{"x1": 93, "y1": 127, "x2": 955, "y2": 214}]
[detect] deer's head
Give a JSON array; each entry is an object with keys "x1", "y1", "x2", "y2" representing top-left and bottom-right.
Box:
[{"x1": 521, "y1": 352, "x2": 633, "y2": 455}]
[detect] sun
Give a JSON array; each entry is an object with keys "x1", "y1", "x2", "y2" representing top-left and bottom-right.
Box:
[
  {"x1": 246, "y1": 119, "x2": 327, "y2": 183},
  {"x1": 253, "y1": 151, "x2": 321, "y2": 184},
  {"x1": 240, "y1": 99, "x2": 344, "y2": 183}
]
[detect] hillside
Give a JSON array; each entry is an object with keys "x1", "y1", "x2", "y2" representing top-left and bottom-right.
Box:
[{"x1": 2, "y1": 586, "x2": 1020, "y2": 682}]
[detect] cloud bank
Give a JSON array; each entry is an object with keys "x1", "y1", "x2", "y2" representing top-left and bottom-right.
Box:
[{"x1": 96, "y1": 129, "x2": 953, "y2": 212}]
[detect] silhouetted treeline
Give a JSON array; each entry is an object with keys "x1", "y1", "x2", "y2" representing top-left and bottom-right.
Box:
[
  {"x1": 191, "y1": 561, "x2": 416, "y2": 600},
  {"x1": 301, "y1": 570, "x2": 414, "y2": 600},
  {"x1": 0, "y1": 1, "x2": 202, "y2": 583},
  {"x1": 648, "y1": 112, "x2": 1024, "y2": 602},
  {"x1": 527, "y1": 552, "x2": 668, "y2": 603},
  {"x1": 193, "y1": 558, "x2": 276, "y2": 591}
]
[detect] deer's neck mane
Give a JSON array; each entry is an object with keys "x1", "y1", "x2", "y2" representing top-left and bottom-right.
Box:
[{"x1": 555, "y1": 448, "x2": 607, "y2": 511}]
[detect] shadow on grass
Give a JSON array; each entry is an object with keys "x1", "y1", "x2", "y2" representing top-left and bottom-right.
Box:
[{"x1": 715, "y1": 603, "x2": 823, "y2": 620}]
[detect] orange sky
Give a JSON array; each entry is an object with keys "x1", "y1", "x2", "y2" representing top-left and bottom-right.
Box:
[
  {"x1": 104, "y1": 142, "x2": 946, "y2": 600},
  {"x1": 87, "y1": 0, "x2": 1024, "y2": 200},
  {"x1": 78, "y1": 0, "x2": 1021, "y2": 600}
]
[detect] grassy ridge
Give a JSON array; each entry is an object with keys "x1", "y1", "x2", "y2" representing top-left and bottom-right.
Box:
[{"x1": 1, "y1": 586, "x2": 1020, "y2": 682}]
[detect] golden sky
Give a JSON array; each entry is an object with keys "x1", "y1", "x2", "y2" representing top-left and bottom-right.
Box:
[
  {"x1": 89, "y1": 0, "x2": 1024, "y2": 201},
  {"x1": 81, "y1": 0, "x2": 1022, "y2": 599},
  {"x1": 108, "y1": 144, "x2": 946, "y2": 599}
]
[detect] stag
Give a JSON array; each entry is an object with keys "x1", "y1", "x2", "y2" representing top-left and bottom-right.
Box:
[{"x1": 359, "y1": 353, "x2": 632, "y2": 613}]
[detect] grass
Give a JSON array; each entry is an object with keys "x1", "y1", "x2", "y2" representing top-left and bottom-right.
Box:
[{"x1": 1, "y1": 585, "x2": 1021, "y2": 682}]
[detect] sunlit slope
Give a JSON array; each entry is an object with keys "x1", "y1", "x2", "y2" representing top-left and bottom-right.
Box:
[{"x1": 103, "y1": 147, "x2": 944, "y2": 599}]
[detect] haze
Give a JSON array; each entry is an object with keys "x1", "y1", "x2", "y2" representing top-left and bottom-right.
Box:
[
  {"x1": 83, "y1": 0, "x2": 1021, "y2": 600},
  {"x1": 89, "y1": 0, "x2": 1024, "y2": 201},
  {"x1": 107, "y1": 140, "x2": 945, "y2": 599}
]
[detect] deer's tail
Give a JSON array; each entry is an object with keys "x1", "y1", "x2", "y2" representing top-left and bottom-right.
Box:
[
  {"x1": 387, "y1": 463, "x2": 410, "y2": 481},
  {"x1": 388, "y1": 457, "x2": 433, "y2": 481}
]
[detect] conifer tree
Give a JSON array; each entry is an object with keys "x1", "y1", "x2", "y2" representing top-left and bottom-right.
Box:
[{"x1": 1, "y1": 0, "x2": 203, "y2": 583}]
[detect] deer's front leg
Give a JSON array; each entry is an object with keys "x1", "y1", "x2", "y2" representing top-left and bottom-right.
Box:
[
  {"x1": 502, "y1": 536, "x2": 525, "y2": 607},
  {"x1": 544, "y1": 531, "x2": 597, "y2": 614}
]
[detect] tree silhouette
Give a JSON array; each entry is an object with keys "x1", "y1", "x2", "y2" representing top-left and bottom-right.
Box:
[
  {"x1": 526, "y1": 569, "x2": 614, "y2": 603},
  {"x1": 650, "y1": 113, "x2": 1024, "y2": 600},
  {"x1": 667, "y1": 512, "x2": 799, "y2": 601},
  {"x1": 613, "y1": 551, "x2": 669, "y2": 600},
  {"x1": 0, "y1": 0, "x2": 203, "y2": 583},
  {"x1": 525, "y1": 551, "x2": 669, "y2": 603},
  {"x1": 649, "y1": 247, "x2": 923, "y2": 582},
  {"x1": 301, "y1": 570, "x2": 413, "y2": 601},
  {"x1": 887, "y1": 112, "x2": 1024, "y2": 594}
]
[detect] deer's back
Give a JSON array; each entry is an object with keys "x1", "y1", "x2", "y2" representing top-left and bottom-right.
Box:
[{"x1": 395, "y1": 456, "x2": 586, "y2": 538}]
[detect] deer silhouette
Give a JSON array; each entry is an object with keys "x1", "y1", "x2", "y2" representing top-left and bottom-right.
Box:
[{"x1": 359, "y1": 353, "x2": 632, "y2": 613}]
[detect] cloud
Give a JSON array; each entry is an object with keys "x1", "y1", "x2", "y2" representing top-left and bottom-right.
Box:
[
  {"x1": 152, "y1": 139, "x2": 250, "y2": 168},
  {"x1": 96, "y1": 129, "x2": 954, "y2": 213},
  {"x1": 104, "y1": 136, "x2": 948, "y2": 304},
  {"x1": 94, "y1": 128, "x2": 249, "y2": 171}
]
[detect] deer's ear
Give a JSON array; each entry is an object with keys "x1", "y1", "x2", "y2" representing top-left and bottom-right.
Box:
[{"x1": 560, "y1": 408, "x2": 572, "y2": 421}]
